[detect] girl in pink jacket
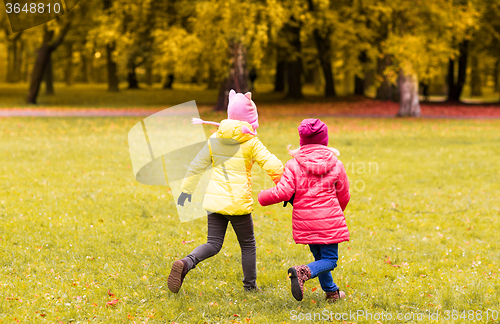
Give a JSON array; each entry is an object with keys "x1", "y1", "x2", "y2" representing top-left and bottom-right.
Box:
[{"x1": 258, "y1": 118, "x2": 350, "y2": 303}]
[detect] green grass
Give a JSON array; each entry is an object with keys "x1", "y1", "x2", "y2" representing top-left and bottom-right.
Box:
[
  {"x1": 1, "y1": 82, "x2": 498, "y2": 109},
  {"x1": 1, "y1": 115, "x2": 500, "y2": 323},
  {"x1": 0, "y1": 82, "x2": 323, "y2": 109}
]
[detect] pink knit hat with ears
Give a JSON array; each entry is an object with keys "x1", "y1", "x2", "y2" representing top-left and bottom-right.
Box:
[
  {"x1": 227, "y1": 89, "x2": 259, "y2": 132},
  {"x1": 192, "y1": 89, "x2": 259, "y2": 135}
]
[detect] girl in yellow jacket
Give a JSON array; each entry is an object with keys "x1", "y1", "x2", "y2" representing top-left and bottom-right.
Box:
[{"x1": 168, "y1": 89, "x2": 284, "y2": 292}]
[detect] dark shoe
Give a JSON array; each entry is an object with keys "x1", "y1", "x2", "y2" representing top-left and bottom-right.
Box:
[
  {"x1": 326, "y1": 289, "x2": 346, "y2": 303},
  {"x1": 168, "y1": 259, "x2": 188, "y2": 293},
  {"x1": 244, "y1": 286, "x2": 262, "y2": 292},
  {"x1": 288, "y1": 265, "x2": 311, "y2": 301}
]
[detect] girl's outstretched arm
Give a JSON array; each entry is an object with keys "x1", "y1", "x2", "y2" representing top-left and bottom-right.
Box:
[
  {"x1": 252, "y1": 139, "x2": 284, "y2": 184},
  {"x1": 180, "y1": 141, "x2": 212, "y2": 194},
  {"x1": 258, "y1": 160, "x2": 295, "y2": 206},
  {"x1": 336, "y1": 161, "x2": 350, "y2": 211}
]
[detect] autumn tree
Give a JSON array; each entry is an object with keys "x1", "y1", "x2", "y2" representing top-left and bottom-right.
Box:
[
  {"x1": 26, "y1": 16, "x2": 73, "y2": 104},
  {"x1": 377, "y1": 0, "x2": 477, "y2": 116},
  {"x1": 193, "y1": 0, "x2": 281, "y2": 110}
]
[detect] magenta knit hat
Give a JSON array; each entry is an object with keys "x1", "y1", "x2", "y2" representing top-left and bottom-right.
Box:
[
  {"x1": 227, "y1": 89, "x2": 259, "y2": 131},
  {"x1": 298, "y1": 118, "x2": 329, "y2": 146}
]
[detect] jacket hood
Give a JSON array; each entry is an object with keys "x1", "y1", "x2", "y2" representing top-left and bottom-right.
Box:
[
  {"x1": 295, "y1": 144, "x2": 338, "y2": 175},
  {"x1": 216, "y1": 119, "x2": 256, "y2": 144}
]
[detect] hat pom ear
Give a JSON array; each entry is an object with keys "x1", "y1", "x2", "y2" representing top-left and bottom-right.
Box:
[
  {"x1": 229, "y1": 89, "x2": 236, "y2": 97},
  {"x1": 191, "y1": 117, "x2": 204, "y2": 125},
  {"x1": 287, "y1": 144, "x2": 299, "y2": 157},
  {"x1": 241, "y1": 125, "x2": 257, "y2": 135},
  {"x1": 328, "y1": 147, "x2": 340, "y2": 156},
  {"x1": 244, "y1": 92, "x2": 252, "y2": 100}
]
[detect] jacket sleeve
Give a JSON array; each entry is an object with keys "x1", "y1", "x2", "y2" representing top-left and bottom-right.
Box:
[
  {"x1": 258, "y1": 160, "x2": 295, "y2": 206},
  {"x1": 252, "y1": 138, "x2": 284, "y2": 184},
  {"x1": 180, "y1": 140, "x2": 212, "y2": 194},
  {"x1": 335, "y1": 161, "x2": 350, "y2": 211}
]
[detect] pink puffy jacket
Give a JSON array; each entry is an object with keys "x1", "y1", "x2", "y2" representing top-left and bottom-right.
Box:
[{"x1": 258, "y1": 144, "x2": 350, "y2": 245}]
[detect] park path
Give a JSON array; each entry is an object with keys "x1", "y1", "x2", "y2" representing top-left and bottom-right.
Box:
[{"x1": 0, "y1": 108, "x2": 160, "y2": 117}]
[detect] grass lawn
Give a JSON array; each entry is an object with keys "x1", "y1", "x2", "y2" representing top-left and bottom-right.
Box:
[
  {"x1": 1, "y1": 82, "x2": 499, "y2": 109},
  {"x1": 1, "y1": 114, "x2": 500, "y2": 323}
]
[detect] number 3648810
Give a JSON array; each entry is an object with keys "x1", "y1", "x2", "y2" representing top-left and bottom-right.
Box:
[{"x1": 5, "y1": 3, "x2": 61, "y2": 14}]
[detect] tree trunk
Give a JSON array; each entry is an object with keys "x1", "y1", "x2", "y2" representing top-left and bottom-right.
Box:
[
  {"x1": 456, "y1": 40, "x2": 468, "y2": 100},
  {"x1": 364, "y1": 67, "x2": 375, "y2": 93},
  {"x1": 44, "y1": 55, "x2": 54, "y2": 95},
  {"x1": 307, "y1": 0, "x2": 334, "y2": 97},
  {"x1": 233, "y1": 43, "x2": 248, "y2": 93},
  {"x1": 18, "y1": 40, "x2": 25, "y2": 83},
  {"x1": 448, "y1": 40, "x2": 468, "y2": 102},
  {"x1": 447, "y1": 58, "x2": 456, "y2": 100},
  {"x1": 207, "y1": 67, "x2": 218, "y2": 89},
  {"x1": 145, "y1": 62, "x2": 153, "y2": 86},
  {"x1": 163, "y1": 73, "x2": 174, "y2": 89},
  {"x1": 287, "y1": 60, "x2": 303, "y2": 99},
  {"x1": 470, "y1": 53, "x2": 482, "y2": 97},
  {"x1": 397, "y1": 67, "x2": 421, "y2": 117},
  {"x1": 25, "y1": 13, "x2": 73, "y2": 103},
  {"x1": 104, "y1": 0, "x2": 118, "y2": 91},
  {"x1": 354, "y1": 51, "x2": 367, "y2": 95},
  {"x1": 285, "y1": 19, "x2": 303, "y2": 99},
  {"x1": 127, "y1": 61, "x2": 139, "y2": 89},
  {"x1": 16, "y1": 40, "x2": 24, "y2": 83},
  {"x1": 27, "y1": 44, "x2": 51, "y2": 104},
  {"x1": 7, "y1": 32, "x2": 23, "y2": 83},
  {"x1": 6, "y1": 39, "x2": 15, "y2": 83},
  {"x1": 376, "y1": 55, "x2": 394, "y2": 100},
  {"x1": 343, "y1": 69, "x2": 352, "y2": 96},
  {"x1": 495, "y1": 58, "x2": 500, "y2": 93},
  {"x1": 312, "y1": 29, "x2": 335, "y2": 97},
  {"x1": 316, "y1": 35, "x2": 335, "y2": 97},
  {"x1": 81, "y1": 52, "x2": 91, "y2": 83},
  {"x1": 420, "y1": 81, "x2": 429, "y2": 101},
  {"x1": 354, "y1": 75, "x2": 364, "y2": 95},
  {"x1": 27, "y1": 23, "x2": 70, "y2": 104},
  {"x1": 214, "y1": 43, "x2": 249, "y2": 111},
  {"x1": 214, "y1": 78, "x2": 230, "y2": 111},
  {"x1": 106, "y1": 43, "x2": 119, "y2": 92},
  {"x1": 65, "y1": 42, "x2": 74, "y2": 86},
  {"x1": 274, "y1": 59, "x2": 286, "y2": 92}
]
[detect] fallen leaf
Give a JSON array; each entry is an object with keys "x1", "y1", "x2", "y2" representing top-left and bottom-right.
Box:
[{"x1": 106, "y1": 299, "x2": 120, "y2": 306}]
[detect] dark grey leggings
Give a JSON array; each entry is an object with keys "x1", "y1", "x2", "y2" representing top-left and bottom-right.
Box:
[{"x1": 183, "y1": 213, "x2": 256, "y2": 289}]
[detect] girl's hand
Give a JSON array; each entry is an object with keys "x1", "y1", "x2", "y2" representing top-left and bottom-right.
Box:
[
  {"x1": 283, "y1": 193, "x2": 295, "y2": 207},
  {"x1": 177, "y1": 192, "x2": 192, "y2": 206}
]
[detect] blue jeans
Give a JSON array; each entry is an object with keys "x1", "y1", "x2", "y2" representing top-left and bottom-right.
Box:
[{"x1": 307, "y1": 244, "x2": 339, "y2": 293}]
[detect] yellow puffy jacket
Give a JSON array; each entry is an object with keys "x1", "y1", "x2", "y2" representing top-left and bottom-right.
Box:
[{"x1": 180, "y1": 119, "x2": 283, "y2": 215}]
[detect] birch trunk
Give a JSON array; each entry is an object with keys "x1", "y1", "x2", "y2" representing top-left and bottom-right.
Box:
[
  {"x1": 214, "y1": 43, "x2": 248, "y2": 111},
  {"x1": 397, "y1": 67, "x2": 421, "y2": 117}
]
